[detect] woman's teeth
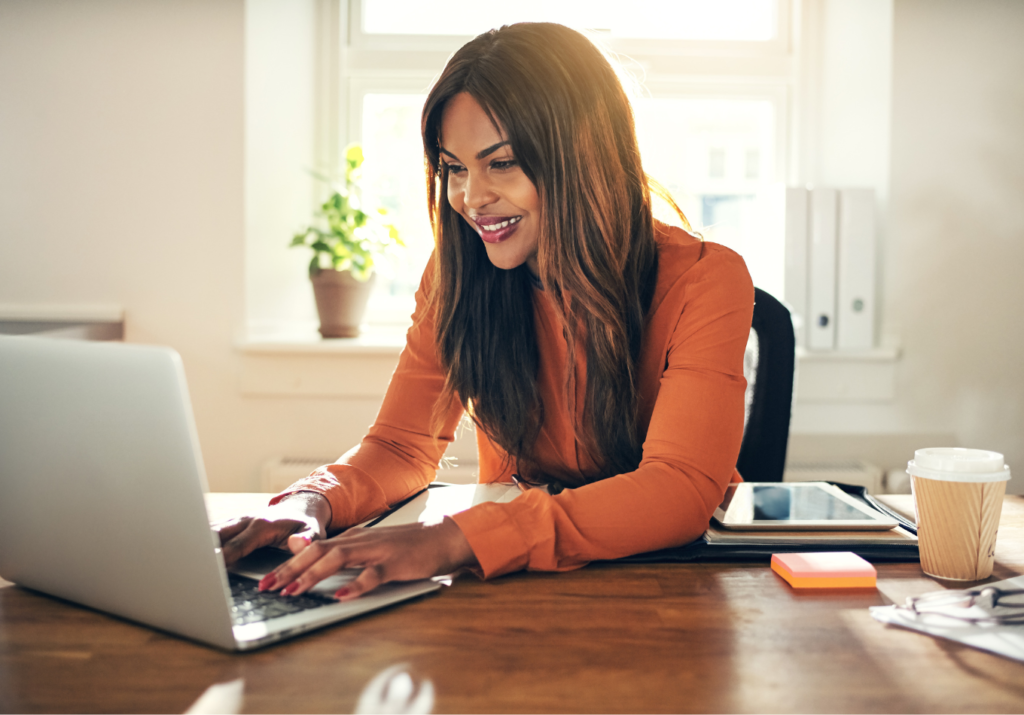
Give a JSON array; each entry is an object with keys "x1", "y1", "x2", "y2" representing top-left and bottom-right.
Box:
[{"x1": 480, "y1": 216, "x2": 522, "y2": 231}]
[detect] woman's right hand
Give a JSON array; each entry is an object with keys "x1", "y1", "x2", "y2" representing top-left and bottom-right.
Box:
[{"x1": 212, "y1": 491, "x2": 332, "y2": 567}]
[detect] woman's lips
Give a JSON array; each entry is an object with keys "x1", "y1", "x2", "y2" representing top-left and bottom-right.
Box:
[{"x1": 472, "y1": 215, "x2": 522, "y2": 244}]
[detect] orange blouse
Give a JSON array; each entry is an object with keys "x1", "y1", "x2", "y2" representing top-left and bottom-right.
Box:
[{"x1": 272, "y1": 224, "x2": 754, "y2": 579}]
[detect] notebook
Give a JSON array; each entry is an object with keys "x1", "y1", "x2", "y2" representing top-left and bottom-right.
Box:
[{"x1": 0, "y1": 336, "x2": 439, "y2": 651}]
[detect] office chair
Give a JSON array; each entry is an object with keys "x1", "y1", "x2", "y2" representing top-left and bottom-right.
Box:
[{"x1": 736, "y1": 288, "x2": 796, "y2": 482}]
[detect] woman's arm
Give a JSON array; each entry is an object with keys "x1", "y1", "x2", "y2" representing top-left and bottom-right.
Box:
[
  {"x1": 451, "y1": 244, "x2": 754, "y2": 576},
  {"x1": 268, "y1": 254, "x2": 464, "y2": 532},
  {"x1": 212, "y1": 255, "x2": 464, "y2": 564}
]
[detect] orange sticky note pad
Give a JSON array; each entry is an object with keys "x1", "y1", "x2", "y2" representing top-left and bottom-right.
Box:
[{"x1": 771, "y1": 552, "x2": 877, "y2": 589}]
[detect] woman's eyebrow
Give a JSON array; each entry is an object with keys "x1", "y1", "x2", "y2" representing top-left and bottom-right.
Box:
[
  {"x1": 475, "y1": 140, "x2": 510, "y2": 159},
  {"x1": 439, "y1": 141, "x2": 510, "y2": 162}
]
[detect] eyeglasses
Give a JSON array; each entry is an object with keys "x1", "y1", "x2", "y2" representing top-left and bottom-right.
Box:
[{"x1": 898, "y1": 586, "x2": 1024, "y2": 625}]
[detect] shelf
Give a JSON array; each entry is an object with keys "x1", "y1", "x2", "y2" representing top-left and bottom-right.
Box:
[{"x1": 0, "y1": 304, "x2": 124, "y2": 341}]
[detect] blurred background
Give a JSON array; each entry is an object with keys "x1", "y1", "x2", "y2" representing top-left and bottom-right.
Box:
[{"x1": 1, "y1": 0, "x2": 1022, "y2": 494}]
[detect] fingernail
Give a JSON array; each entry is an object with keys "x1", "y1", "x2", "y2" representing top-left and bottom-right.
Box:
[
  {"x1": 258, "y1": 574, "x2": 276, "y2": 591},
  {"x1": 334, "y1": 587, "x2": 350, "y2": 599},
  {"x1": 281, "y1": 582, "x2": 300, "y2": 596}
]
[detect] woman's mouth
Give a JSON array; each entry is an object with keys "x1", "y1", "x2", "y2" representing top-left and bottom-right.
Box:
[{"x1": 473, "y1": 215, "x2": 522, "y2": 244}]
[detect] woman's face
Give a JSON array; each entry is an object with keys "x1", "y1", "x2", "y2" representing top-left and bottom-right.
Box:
[{"x1": 440, "y1": 92, "x2": 541, "y2": 275}]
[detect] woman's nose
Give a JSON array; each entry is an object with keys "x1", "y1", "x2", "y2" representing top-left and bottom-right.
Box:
[{"x1": 462, "y1": 172, "x2": 497, "y2": 209}]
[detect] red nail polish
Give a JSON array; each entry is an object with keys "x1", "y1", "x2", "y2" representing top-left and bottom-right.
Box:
[
  {"x1": 258, "y1": 574, "x2": 277, "y2": 591},
  {"x1": 334, "y1": 587, "x2": 349, "y2": 599},
  {"x1": 282, "y1": 582, "x2": 299, "y2": 596}
]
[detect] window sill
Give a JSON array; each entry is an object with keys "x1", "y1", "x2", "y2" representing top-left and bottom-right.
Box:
[
  {"x1": 240, "y1": 325, "x2": 407, "y2": 356},
  {"x1": 239, "y1": 327, "x2": 901, "y2": 404},
  {"x1": 237, "y1": 325, "x2": 406, "y2": 397}
]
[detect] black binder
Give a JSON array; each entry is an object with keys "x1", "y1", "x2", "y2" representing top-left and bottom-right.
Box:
[{"x1": 612, "y1": 483, "x2": 920, "y2": 565}]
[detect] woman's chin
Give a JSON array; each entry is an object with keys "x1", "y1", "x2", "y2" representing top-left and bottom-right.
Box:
[{"x1": 483, "y1": 246, "x2": 529, "y2": 272}]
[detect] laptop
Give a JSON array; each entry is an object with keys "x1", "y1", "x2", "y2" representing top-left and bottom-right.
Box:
[{"x1": 0, "y1": 335, "x2": 440, "y2": 651}]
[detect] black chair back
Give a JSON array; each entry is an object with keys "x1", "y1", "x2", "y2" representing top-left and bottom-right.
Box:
[{"x1": 736, "y1": 288, "x2": 795, "y2": 482}]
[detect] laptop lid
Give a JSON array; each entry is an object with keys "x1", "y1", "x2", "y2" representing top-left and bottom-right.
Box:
[
  {"x1": 0, "y1": 336, "x2": 441, "y2": 651},
  {"x1": 0, "y1": 336, "x2": 238, "y2": 649}
]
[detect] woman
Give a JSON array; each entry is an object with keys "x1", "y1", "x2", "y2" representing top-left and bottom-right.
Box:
[{"x1": 215, "y1": 22, "x2": 753, "y2": 600}]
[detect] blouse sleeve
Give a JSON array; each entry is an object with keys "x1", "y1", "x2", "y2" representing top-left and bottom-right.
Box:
[
  {"x1": 269, "y1": 256, "x2": 464, "y2": 532},
  {"x1": 450, "y1": 247, "x2": 754, "y2": 578}
]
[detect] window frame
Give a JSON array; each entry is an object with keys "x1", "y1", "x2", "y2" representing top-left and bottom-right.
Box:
[
  {"x1": 348, "y1": 0, "x2": 792, "y2": 59},
  {"x1": 333, "y1": 0, "x2": 798, "y2": 327}
]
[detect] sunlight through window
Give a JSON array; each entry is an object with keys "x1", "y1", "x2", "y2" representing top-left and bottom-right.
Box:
[{"x1": 363, "y1": 0, "x2": 776, "y2": 41}]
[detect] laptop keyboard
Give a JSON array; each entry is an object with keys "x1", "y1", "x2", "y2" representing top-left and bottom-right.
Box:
[{"x1": 228, "y1": 574, "x2": 336, "y2": 626}]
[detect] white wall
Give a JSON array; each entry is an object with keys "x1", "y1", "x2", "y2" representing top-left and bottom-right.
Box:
[
  {"x1": 886, "y1": 0, "x2": 1024, "y2": 487},
  {"x1": 245, "y1": 0, "x2": 321, "y2": 334},
  {"x1": 784, "y1": 0, "x2": 1024, "y2": 494},
  {"x1": 0, "y1": 0, "x2": 251, "y2": 487}
]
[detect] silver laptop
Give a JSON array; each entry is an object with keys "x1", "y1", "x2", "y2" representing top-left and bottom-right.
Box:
[{"x1": 0, "y1": 336, "x2": 440, "y2": 651}]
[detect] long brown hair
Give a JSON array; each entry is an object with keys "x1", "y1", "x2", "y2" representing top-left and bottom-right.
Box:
[{"x1": 423, "y1": 23, "x2": 676, "y2": 486}]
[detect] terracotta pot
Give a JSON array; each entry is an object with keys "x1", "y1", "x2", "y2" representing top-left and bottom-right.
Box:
[{"x1": 310, "y1": 270, "x2": 375, "y2": 338}]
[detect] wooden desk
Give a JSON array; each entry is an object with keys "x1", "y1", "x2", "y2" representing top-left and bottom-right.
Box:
[{"x1": 2, "y1": 495, "x2": 1022, "y2": 714}]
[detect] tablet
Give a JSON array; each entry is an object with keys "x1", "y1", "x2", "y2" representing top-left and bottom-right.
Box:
[{"x1": 712, "y1": 482, "x2": 899, "y2": 531}]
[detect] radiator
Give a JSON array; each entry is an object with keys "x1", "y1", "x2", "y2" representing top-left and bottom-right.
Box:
[
  {"x1": 260, "y1": 455, "x2": 480, "y2": 493},
  {"x1": 783, "y1": 460, "x2": 885, "y2": 494},
  {"x1": 260, "y1": 456, "x2": 336, "y2": 494}
]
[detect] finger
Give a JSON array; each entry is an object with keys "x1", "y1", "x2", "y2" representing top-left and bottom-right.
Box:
[
  {"x1": 276, "y1": 541, "x2": 365, "y2": 596},
  {"x1": 263, "y1": 539, "x2": 339, "y2": 592},
  {"x1": 335, "y1": 563, "x2": 386, "y2": 601},
  {"x1": 287, "y1": 530, "x2": 315, "y2": 554},
  {"x1": 212, "y1": 517, "x2": 252, "y2": 546},
  {"x1": 221, "y1": 520, "x2": 289, "y2": 566}
]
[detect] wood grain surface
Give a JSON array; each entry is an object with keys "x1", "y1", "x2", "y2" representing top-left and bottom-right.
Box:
[{"x1": 1, "y1": 495, "x2": 1022, "y2": 714}]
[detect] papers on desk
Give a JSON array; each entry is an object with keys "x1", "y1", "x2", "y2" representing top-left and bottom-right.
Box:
[
  {"x1": 870, "y1": 575, "x2": 1024, "y2": 663},
  {"x1": 368, "y1": 483, "x2": 522, "y2": 528}
]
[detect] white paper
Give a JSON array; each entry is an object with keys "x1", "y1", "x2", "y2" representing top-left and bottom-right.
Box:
[
  {"x1": 370, "y1": 483, "x2": 522, "y2": 528},
  {"x1": 870, "y1": 574, "x2": 1024, "y2": 662}
]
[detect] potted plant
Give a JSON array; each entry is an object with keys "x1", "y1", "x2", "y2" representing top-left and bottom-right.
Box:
[{"x1": 290, "y1": 144, "x2": 404, "y2": 337}]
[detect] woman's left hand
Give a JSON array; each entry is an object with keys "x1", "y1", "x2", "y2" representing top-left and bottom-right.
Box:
[{"x1": 257, "y1": 517, "x2": 479, "y2": 601}]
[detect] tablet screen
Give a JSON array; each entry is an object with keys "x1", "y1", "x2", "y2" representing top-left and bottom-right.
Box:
[
  {"x1": 748, "y1": 484, "x2": 874, "y2": 521},
  {"x1": 713, "y1": 482, "x2": 897, "y2": 530}
]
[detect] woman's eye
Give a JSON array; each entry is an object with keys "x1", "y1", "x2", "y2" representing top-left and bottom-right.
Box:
[
  {"x1": 491, "y1": 159, "x2": 518, "y2": 171},
  {"x1": 444, "y1": 163, "x2": 466, "y2": 175}
]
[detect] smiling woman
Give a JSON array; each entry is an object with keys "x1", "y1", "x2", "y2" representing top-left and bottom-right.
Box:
[
  {"x1": 438, "y1": 94, "x2": 541, "y2": 273},
  {"x1": 216, "y1": 22, "x2": 754, "y2": 601}
]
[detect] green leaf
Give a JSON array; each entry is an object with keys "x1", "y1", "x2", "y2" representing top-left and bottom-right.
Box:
[{"x1": 292, "y1": 142, "x2": 409, "y2": 279}]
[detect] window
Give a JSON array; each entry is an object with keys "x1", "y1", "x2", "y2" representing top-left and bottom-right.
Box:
[
  {"x1": 361, "y1": 0, "x2": 777, "y2": 41},
  {"x1": 336, "y1": 0, "x2": 794, "y2": 326}
]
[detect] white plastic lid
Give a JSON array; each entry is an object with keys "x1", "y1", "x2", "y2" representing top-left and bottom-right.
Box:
[{"x1": 906, "y1": 448, "x2": 1011, "y2": 483}]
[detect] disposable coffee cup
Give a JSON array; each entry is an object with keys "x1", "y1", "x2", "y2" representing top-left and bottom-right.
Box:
[{"x1": 907, "y1": 448, "x2": 1011, "y2": 581}]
